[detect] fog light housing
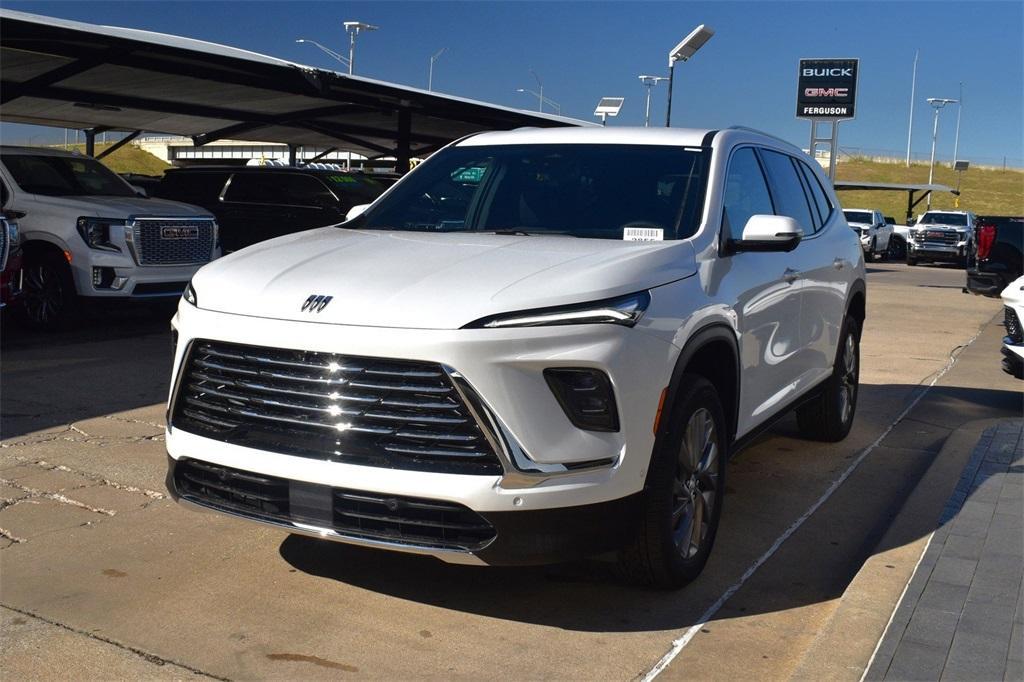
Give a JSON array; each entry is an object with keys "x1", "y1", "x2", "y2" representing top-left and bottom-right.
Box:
[
  {"x1": 92, "y1": 266, "x2": 116, "y2": 289},
  {"x1": 544, "y1": 368, "x2": 619, "y2": 432}
]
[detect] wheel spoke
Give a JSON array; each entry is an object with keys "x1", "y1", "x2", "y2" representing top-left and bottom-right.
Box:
[{"x1": 688, "y1": 492, "x2": 705, "y2": 556}]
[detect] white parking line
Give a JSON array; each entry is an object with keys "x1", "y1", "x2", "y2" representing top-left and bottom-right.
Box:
[{"x1": 641, "y1": 329, "x2": 983, "y2": 681}]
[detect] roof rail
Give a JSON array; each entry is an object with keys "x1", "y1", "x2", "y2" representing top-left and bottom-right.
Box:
[{"x1": 726, "y1": 125, "x2": 792, "y2": 146}]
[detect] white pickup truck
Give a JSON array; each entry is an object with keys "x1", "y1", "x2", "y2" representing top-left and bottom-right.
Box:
[
  {"x1": 842, "y1": 208, "x2": 893, "y2": 260},
  {"x1": 0, "y1": 146, "x2": 219, "y2": 330},
  {"x1": 906, "y1": 210, "x2": 977, "y2": 267}
]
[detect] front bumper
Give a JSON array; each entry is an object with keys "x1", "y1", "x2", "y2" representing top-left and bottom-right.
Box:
[
  {"x1": 166, "y1": 455, "x2": 642, "y2": 565},
  {"x1": 1002, "y1": 341, "x2": 1024, "y2": 379},
  {"x1": 74, "y1": 257, "x2": 207, "y2": 299},
  {"x1": 908, "y1": 241, "x2": 968, "y2": 261},
  {"x1": 165, "y1": 303, "x2": 678, "y2": 563}
]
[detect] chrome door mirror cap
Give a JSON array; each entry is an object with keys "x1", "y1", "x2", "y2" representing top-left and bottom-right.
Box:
[{"x1": 731, "y1": 214, "x2": 804, "y2": 253}]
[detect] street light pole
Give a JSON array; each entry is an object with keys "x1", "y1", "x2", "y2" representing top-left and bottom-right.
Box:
[
  {"x1": 953, "y1": 82, "x2": 963, "y2": 165},
  {"x1": 926, "y1": 97, "x2": 957, "y2": 208},
  {"x1": 342, "y1": 21, "x2": 379, "y2": 76},
  {"x1": 530, "y1": 69, "x2": 544, "y2": 113},
  {"x1": 639, "y1": 75, "x2": 668, "y2": 128},
  {"x1": 516, "y1": 88, "x2": 560, "y2": 114},
  {"x1": 905, "y1": 49, "x2": 918, "y2": 167},
  {"x1": 295, "y1": 38, "x2": 350, "y2": 69},
  {"x1": 428, "y1": 47, "x2": 448, "y2": 91},
  {"x1": 665, "y1": 24, "x2": 714, "y2": 127}
]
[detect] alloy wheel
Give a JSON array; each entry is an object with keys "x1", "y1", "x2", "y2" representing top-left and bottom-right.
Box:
[
  {"x1": 838, "y1": 332, "x2": 858, "y2": 425},
  {"x1": 671, "y1": 407, "x2": 719, "y2": 559},
  {"x1": 23, "y1": 263, "x2": 64, "y2": 325}
]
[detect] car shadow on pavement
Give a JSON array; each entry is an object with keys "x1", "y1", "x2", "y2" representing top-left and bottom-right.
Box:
[{"x1": 279, "y1": 383, "x2": 1022, "y2": 634}]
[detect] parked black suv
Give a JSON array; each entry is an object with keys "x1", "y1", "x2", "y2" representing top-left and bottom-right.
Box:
[
  {"x1": 153, "y1": 167, "x2": 386, "y2": 252},
  {"x1": 965, "y1": 216, "x2": 1023, "y2": 297}
]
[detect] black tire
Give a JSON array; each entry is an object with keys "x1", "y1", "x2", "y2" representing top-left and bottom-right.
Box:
[
  {"x1": 618, "y1": 375, "x2": 727, "y2": 589},
  {"x1": 869, "y1": 237, "x2": 878, "y2": 261},
  {"x1": 878, "y1": 239, "x2": 890, "y2": 262},
  {"x1": 888, "y1": 237, "x2": 906, "y2": 260},
  {"x1": 17, "y1": 252, "x2": 79, "y2": 331},
  {"x1": 796, "y1": 316, "x2": 860, "y2": 442},
  {"x1": 906, "y1": 255, "x2": 918, "y2": 266}
]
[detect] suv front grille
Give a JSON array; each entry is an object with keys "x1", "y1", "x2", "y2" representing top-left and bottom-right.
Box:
[
  {"x1": 133, "y1": 218, "x2": 215, "y2": 265},
  {"x1": 1005, "y1": 307, "x2": 1023, "y2": 344},
  {"x1": 171, "y1": 340, "x2": 503, "y2": 475},
  {"x1": 912, "y1": 229, "x2": 961, "y2": 245},
  {"x1": 173, "y1": 458, "x2": 495, "y2": 550},
  {"x1": 0, "y1": 219, "x2": 9, "y2": 271}
]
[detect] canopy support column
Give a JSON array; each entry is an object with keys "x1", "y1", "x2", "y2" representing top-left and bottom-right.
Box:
[{"x1": 395, "y1": 109, "x2": 412, "y2": 174}]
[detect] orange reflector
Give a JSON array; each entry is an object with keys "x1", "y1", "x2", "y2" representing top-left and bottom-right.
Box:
[
  {"x1": 63, "y1": 250, "x2": 73, "y2": 263},
  {"x1": 653, "y1": 387, "x2": 668, "y2": 435}
]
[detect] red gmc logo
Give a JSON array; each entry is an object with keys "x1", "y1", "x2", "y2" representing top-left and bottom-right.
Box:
[{"x1": 805, "y1": 87, "x2": 849, "y2": 98}]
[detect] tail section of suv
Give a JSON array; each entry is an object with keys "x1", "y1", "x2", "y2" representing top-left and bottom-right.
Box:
[
  {"x1": 166, "y1": 127, "x2": 866, "y2": 587},
  {"x1": 907, "y1": 210, "x2": 977, "y2": 267},
  {"x1": 966, "y1": 216, "x2": 1022, "y2": 297},
  {"x1": 0, "y1": 146, "x2": 219, "y2": 330}
]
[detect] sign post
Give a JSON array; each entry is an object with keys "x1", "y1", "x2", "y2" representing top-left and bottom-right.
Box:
[{"x1": 797, "y1": 58, "x2": 859, "y2": 181}]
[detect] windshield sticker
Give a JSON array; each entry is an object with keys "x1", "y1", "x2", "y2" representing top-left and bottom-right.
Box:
[{"x1": 624, "y1": 226, "x2": 664, "y2": 242}]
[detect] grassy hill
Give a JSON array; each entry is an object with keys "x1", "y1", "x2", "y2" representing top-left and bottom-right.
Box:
[
  {"x1": 62, "y1": 142, "x2": 171, "y2": 176},
  {"x1": 834, "y1": 157, "x2": 1023, "y2": 221}
]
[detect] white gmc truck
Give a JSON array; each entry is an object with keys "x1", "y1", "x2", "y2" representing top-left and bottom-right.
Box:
[
  {"x1": 0, "y1": 146, "x2": 219, "y2": 329},
  {"x1": 166, "y1": 127, "x2": 866, "y2": 588}
]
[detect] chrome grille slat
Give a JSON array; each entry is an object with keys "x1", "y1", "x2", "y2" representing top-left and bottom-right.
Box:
[
  {"x1": 172, "y1": 340, "x2": 503, "y2": 475},
  {"x1": 335, "y1": 508, "x2": 492, "y2": 531}
]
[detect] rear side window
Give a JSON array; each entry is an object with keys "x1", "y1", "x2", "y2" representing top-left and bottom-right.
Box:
[
  {"x1": 797, "y1": 161, "x2": 833, "y2": 229},
  {"x1": 222, "y1": 173, "x2": 335, "y2": 207},
  {"x1": 721, "y1": 147, "x2": 774, "y2": 242},
  {"x1": 759, "y1": 149, "x2": 816, "y2": 234},
  {"x1": 157, "y1": 172, "x2": 231, "y2": 204}
]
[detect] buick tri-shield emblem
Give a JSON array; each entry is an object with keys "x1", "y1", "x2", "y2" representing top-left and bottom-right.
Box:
[{"x1": 302, "y1": 294, "x2": 333, "y2": 313}]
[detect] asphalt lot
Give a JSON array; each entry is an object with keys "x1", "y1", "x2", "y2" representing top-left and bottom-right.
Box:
[{"x1": 1, "y1": 262, "x2": 1020, "y2": 680}]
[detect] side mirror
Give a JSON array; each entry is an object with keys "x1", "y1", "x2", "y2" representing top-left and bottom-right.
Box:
[
  {"x1": 346, "y1": 204, "x2": 370, "y2": 221},
  {"x1": 730, "y1": 215, "x2": 803, "y2": 253}
]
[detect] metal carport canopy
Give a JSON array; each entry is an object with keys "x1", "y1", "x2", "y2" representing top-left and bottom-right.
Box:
[
  {"x1": 0, "y1": 9, "x2": 592, "y2": 167},
  {"x1": 833, "y1": 180, "x2": 960, "y2": 222}
]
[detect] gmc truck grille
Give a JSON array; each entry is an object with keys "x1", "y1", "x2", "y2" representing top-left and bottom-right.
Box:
[
  {"x1": 133, "y1": 218, "x2": 215, "y2": 265},
  {"x1": 171, "y1": 340, "x2": 503, "y2": 475},
  {"x1": 173, "y1": 458, "x2": 495, "y2": 550},
  {"x1": 1005, "y1": 307, "x2": 1024, "y2": 344},
  {"x1": 912, "y1": 229, "x2": 961, "y2": 246},
  {"x1": 0, "y1": 219, "x2": 9, "y2": 271}
]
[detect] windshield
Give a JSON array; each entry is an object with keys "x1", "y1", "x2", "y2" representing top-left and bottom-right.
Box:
[
  {"x1": 320, "y1": 173, "x2": 387, "y2": 204},
  {"x1": 919, "y1": 212, "x2": 968, "y2": 226},
  {"x1": 356, "y1": 144, "x2": 710, "y2": 240},
  {"x1": 843, "y1": 210, "x2": 873, "y2": 224},
  {"x1": 2, "y1": 154, "x2": 136, "y2": 197}
]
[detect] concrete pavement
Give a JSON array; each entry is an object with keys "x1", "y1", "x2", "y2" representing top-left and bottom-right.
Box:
[{"x1": 1, "y1": 263, "x2": 1019, "y2": 680}]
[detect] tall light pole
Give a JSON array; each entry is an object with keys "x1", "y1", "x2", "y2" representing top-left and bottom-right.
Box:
[
  {"x1": 295, "y1": 38, "x2": 350, "y2": 69},
  {"x1": 926, "y1": 97, "x2": 958, "y2": 208},
  {"x1": 516, "y1": 88, "x2": 560, "y2": 114},
  {"x1": 529, "y1": 69, "x2": 544, "y2": 112},
  {"x1": 428, "y1": 47, "x2": 448, "y2": 91},
  {"x1": 639, "y1": 75, "x2": 668, "y2": 127},
  {"x1": 905, "y1": 49, "x2": 919, "y2": 167},
  {"x1": 953, "y1": 82, "x2": 963, "y2": 165},
  {"x1": 665, "y1": 24, "x2": 714, "y2": 127},
  {"x1": 342, "y1": 21, "x2": 379, "y2": 75}
]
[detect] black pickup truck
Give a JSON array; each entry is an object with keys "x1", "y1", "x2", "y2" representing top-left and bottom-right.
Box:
[{"x1": 965, "y1": 216, "x2": 1023, "y2": 297}]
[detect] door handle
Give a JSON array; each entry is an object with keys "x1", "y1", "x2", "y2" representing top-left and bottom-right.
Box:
[
  {"x1": 783, "y1": 268, "x2": 801, "y2": 284},
  {"x1": 833, "y1": 258, "x2": 845, "y2": 270}
]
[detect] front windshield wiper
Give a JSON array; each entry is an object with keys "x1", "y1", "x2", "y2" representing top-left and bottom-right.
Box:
[{"x1": 487, "y1": 229, "x2": 578, "y2": 237}]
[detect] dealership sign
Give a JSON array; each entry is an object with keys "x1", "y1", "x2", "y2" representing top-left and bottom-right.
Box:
[{"x1": 796, "y1": 58, "x2": 859, "y2": 119}]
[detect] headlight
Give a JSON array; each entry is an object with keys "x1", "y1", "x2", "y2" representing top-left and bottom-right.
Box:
[
  {"x1": 464, "y1": 291, "x2": 650, "y2": 329},
  {"x1": 183, "y1": 281, "x2": 198, "y2": 306},
  {"x1": 6, "y1": 220, "x2": 18, "y2": 245},
  {"x1": 76, "y1": 217, "x2": 123, "y2": 252}
]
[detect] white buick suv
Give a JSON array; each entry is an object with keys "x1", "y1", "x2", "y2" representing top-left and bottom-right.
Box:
[{"x1": 166, "y1": 127, "x2": 866, "y2": 588}]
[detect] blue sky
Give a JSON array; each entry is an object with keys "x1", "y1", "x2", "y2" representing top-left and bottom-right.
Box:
[{"x1": 2, "y1": 1, "x2": 1022, "y2": 166}]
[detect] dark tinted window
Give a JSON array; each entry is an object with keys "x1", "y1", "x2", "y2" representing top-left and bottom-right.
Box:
[
  {"x1": 2, "y1": 154, "x2": 135, "y2": 197},
  {"x1": 722, "y1": 147, "x2": 774, "y2": 241},
  {"x1": 156, "y1": 171, "x2": 232, "y2": 204},
  {"x1": 920, "y1": 212, "x2": 969, "y2": 226},
  {"x1": 796, "y1": 161, "x2": 832, "y2": 230},
  {"x1": 359, "y1": 144, "x2": 710, "y2": 240},
  {"x1": 223, "y1": 173, "x2": 334, "y2": 207},
  {"x1": 317, "y1": 173, "x2": 386, "y2": 208},
  {"x1": 843, "y1": 210, "x2": 874, "y2": 225},
  {"x1": 760, "y1": 149, "x2": 815, "y2": 233}
]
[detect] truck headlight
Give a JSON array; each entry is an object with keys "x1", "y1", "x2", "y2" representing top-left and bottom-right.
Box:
[
  {"x1": 76, "y1": 217, "x2": 122, "y2": 252},
  {"x1": 6, "y1": 220, "x2": 18, "y2": 245},
  {"x1": 464, "y1": 291, "x2": 650, "y2": 329}
]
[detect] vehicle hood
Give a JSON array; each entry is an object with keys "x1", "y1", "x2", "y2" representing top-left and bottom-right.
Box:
[
  {"x1": 25, "y1": 194, "x2": 212, "y2": 218},
  {"x1": 917, "y1": 223, "x2": 967, "y2": 231},
  {"x1": 191, "y1": 227, "x2": 697, "y2": 329}
]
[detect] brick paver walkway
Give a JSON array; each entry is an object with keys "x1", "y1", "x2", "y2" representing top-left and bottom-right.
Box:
[{"x1": 866, "y1": 419, "x2": 1023, "y2": 681}]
